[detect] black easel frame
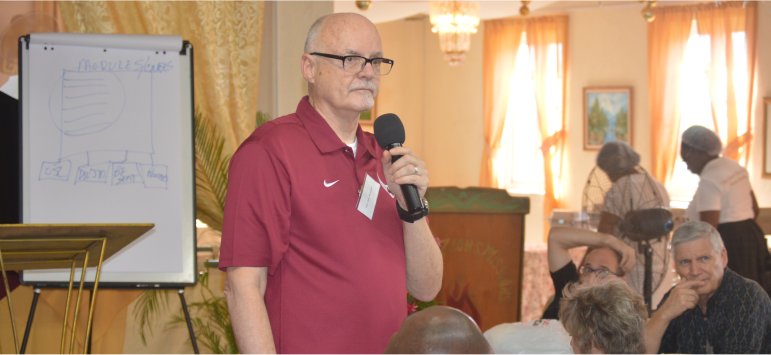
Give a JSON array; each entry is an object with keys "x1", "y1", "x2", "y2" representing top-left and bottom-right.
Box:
[{"x1": 20, "y1": 286, "x2": 199, "y2": 354}]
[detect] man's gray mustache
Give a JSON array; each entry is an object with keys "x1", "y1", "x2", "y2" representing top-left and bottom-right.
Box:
[{"x1": 350, "y1": 82, "x2": 377, "y2": 91}]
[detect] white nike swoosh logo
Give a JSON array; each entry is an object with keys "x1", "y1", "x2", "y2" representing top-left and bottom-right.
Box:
[{"x1": 323, "y1": 179, "x2": 339, "y2": 188}]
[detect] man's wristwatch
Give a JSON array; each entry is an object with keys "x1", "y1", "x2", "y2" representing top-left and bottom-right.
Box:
[{"x1": 396, "y1": 198, "x2": 429, "y2": 223}]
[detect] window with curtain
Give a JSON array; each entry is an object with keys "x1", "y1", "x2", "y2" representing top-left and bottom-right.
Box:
[
  {"x1": 493, "y1": 33, "x2": 544, "y2": 195},
  {"x1": 482, "y1": 16, "x2": 567, "y2": 215},
  {"x1": 481, "y1": 16, "x2": 569, "y2": 310},
  {"x1": 662, "y1": 18, "x2": 751, "y2": 207},
  {"x1": 649, "y1": 2, "x2": 756, "y2": 207}
]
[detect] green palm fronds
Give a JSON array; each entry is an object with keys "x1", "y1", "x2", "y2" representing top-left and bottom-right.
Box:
[
  {"x1": 134, "y1": 288, "x2": 173, "y2": 345},
  {"x1": 135, "y1": 110, "x2": 270, "y2": 352},
  {"x1": 256, "y1": 111, "x2": 270, "y2": 127},
  {"x1": 169, "y1": 272, "x2": 237, "y2": 353},
  {"x1": 194, "y1": 111, "x2": 231, "y2": 231}
]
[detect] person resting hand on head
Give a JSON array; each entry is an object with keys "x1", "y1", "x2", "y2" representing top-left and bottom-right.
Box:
[{"x1": 542, "y1": 226, "x2": 636, "y2": 319}]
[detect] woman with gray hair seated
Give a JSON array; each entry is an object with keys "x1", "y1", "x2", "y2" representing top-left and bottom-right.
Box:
[
  {"x1": 595, "y1": 141, "x2": 670, "y2": 299},
  {"x1": 680, "y1": 125, "x2": 770, "y2": 294},
  {"x1": 559, "y1": 278, "x2": 648, "y2": 353}
]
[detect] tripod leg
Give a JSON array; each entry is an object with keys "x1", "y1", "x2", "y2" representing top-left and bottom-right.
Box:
[
  {"x1": 87, "y1": 289, "x2": 94, "y2": 354},
  {"x1": 20, "y1": 288, "x2": 40, "y2": 354},
  {"x1": 178, "y1": 289, "x2": 200, "y2": 354},
  {"x1": 644, "y1": 241, "x2": 653, "y2": 315}
]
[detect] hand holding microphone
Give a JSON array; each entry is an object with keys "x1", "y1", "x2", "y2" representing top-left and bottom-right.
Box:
[{"x1": 374, "y1": 113, "x2": 429, "y2": 223}]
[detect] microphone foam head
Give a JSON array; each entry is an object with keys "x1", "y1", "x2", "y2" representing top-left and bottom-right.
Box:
[{"x1": 374, "y1": 113, "x2": 405, "y2": 149}]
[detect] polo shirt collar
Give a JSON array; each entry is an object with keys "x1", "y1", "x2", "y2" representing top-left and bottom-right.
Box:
[
  {"x1": 356, "y1": 124, "x2": 380, "y2": 159},
  {"x1": 296, "y1": 96, "x2": 379, "y2": 158}
]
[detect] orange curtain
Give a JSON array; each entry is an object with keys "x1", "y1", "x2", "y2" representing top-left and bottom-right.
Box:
[
  {"x1": 648, "y1": 7, "x2": 695, "y2": 184},
  {"x1": 0, "y1": 2, "x2": 263, "y2": 352},
  {"x1": 527, "y1": 15, "x2": 568, "y2": 223},
  {"x1": 649, "y1": 2, "x2": 757, "y2": 184},
  {"x1": 59, "y1": 1, "x2": 264, "y2": 154},
  {"x1": 480, "y1": 16, "x2": 568, "y2": 229},
  {"x1": 480, "y1": 19, "x2": 524, "y2": 186},
  {"x1": 695, "y1": 2, "x2": 757, "y2": 164},
  {"x1": 0, "y1": 1, "x2": 63, "y2": 83}
]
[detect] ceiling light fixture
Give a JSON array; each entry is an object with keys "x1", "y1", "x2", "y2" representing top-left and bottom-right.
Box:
[
  {"x1": 429, "y1": 1, "x2": 480, "y2": 66},
  {"x1": 641, "y1": 0, "x2": 656, "y2": 22},
  {"x1": 520, "y1": 1, "x2": 531, "y2": 16},
  {"x1": 355, "y1": 0, "x2": 372, "y2": 11}
]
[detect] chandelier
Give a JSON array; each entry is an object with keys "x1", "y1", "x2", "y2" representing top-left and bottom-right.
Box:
[
  {"x1": 429, "y1": 1, "x2": 480, "y2": 66},
  {"x1": 641, "y1": 0, "x2": 657, "y2": 22}
]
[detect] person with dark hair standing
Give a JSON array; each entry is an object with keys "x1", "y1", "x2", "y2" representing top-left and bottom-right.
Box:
[
  {"x1": 0, "y1": 9, "x2": 60, "y2": 301},
  {"x1": 594, "y1": 141, "x2": 671, "y2": 298},
  {"x1": 0, "y1": 75, "x2": 21, "y2": 299},
  {"x1": 680, "y1": 125, "x2": 771, "y2": 294}
]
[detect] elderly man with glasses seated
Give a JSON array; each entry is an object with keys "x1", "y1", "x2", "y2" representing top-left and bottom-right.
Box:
[
  {"x1": 219, "y1": 13, "x2": 442, "y2": 354},
  {"x1": 541, "y1": 226, "x2": 636, "y2": 319},
  {"x1": 645, "y1": 221, "x2": 771, "y2": 354}
]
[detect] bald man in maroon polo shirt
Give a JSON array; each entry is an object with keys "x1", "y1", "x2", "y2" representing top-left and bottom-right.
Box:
[{"x1": 219, "y1": 13, "x2": 443, "y2": 354}]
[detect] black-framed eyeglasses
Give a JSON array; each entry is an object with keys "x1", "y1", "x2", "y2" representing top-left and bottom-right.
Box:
[
  {"x1": 310, "y1": 52, "x2": 394, "y2": 75},
  {"x1": 579, "y1": 265, "x2": 622, "y2": 278}
]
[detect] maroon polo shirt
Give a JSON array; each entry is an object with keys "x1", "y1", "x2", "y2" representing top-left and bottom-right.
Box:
[{"x1": 220, "y1": 96, "x2": 407, "y2": 353}]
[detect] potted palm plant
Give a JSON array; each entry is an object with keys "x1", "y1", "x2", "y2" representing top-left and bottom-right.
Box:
[{"x1": 134, "y1": 110, "x2": 269, "y2": 353}]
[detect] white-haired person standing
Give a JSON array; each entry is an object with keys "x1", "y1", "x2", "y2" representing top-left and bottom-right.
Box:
[
  {"x1": 220, "y1": 13, "x2": 442, "y2": 353},
  {"x1": 679, "y1": 125, "x2": 770, "y2": 295}
]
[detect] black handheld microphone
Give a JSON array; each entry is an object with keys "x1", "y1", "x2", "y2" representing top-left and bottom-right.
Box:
[{"x1": 373, "y1": 113, "x2": 425, "y2": 217}]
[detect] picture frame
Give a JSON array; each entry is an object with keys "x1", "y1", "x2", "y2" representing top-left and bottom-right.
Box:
[
  {"x1": 583, "y1": 87, "x2": 633, "y2": 150},
  {"x1": 764, "y1": 97, "x2": 771, "y2": 176}
]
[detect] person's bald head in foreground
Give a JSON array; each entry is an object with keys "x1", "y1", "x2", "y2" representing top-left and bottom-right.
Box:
[{"x1": 384, "y1": 306, "x2": 493, "y2": 354}]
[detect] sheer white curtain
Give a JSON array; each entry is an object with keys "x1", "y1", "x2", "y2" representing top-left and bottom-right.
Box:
[
  {"x1": 482, "y1": 16, "x2": 567, "y2": 233},
  {"x1": 649, "y1": 2, "x2": 757, "y2": 206}
]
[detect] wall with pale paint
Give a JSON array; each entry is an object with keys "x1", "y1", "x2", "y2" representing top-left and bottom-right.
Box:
[
  {"x1": 259, "y1": 1, "x2": 333, "y2": 118},
  {"x1": 562, "y1": 5, "x2": 649, "y2": 210},
  {"x1": 373, "y1": 3, "x2": 771, "y2": 245},
  {"x1": 375, "y1": 19, "x2": 427, "y2": 159},
  {"x1": 4, "y1": 3, "x2": 769, "y2": 246}
]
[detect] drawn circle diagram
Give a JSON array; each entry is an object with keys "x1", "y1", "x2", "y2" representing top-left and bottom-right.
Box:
[{"x1": 48, "y1": 70, "x2": 126, "y2": 136}]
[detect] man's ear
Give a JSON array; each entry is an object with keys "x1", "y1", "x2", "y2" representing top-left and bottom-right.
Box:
[
  {"x1": 720, "y1": 247, "x2": 728, "y2": 268},
  {"x1": 301, "y1": 53, "x2": 316, "y2": 84}
]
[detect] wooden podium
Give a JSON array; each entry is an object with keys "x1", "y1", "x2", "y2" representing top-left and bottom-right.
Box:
[
  {"x1": 426, "y1": 187, "x2": 529, "y2": 331},
  {"x1": 0, "y1": 223, "x2": 153, "y2": 354}
]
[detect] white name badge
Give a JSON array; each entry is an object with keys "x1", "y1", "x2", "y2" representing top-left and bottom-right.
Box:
[{"x1": 356, "y1": 173, "x2": 380, "y2": 220}]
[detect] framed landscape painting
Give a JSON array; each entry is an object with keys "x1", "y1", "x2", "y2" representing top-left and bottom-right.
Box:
[{"x1": 584, "y1": 87, "x2": 633, "y2": 150}]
